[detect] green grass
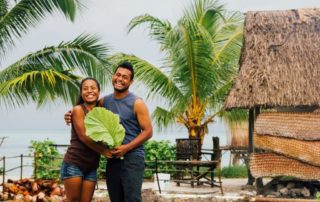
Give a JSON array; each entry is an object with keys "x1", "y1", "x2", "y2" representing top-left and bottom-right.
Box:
[{"x1": 220, "y1": 165, "x2": 248, "y2": 178}]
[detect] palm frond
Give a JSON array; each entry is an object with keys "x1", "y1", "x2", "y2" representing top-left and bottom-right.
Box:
[
  {"x1": 110, "y1": 53, "x2": 184, "y2": 104},
  {"x1": 205, "y1": 78, "x2": 234, "y2": 116},
  {"x1": 171, "y1": 19, "x2": 216, "y2": 100},
  {"x1": 152, "y1": 105, "x2": 188, "y2": 131},
  {"x1": 124, "y1": 0, "x2": 245, "y2": 135},
  {"x1": 185, "y1": 0, "x2": 224, "y2": 24},
  {"x1": 0, "y1": 34, "x2": 111, "y2": 107},
  {"x1": 212, "y1": 12, "x2": 243, "y2": 66},
  {"x1": 0, "y1": 0, "x2": 9, "y2": 18},
  {"x1": 0, "y1": 68, "x2": 80, "y2": 108},
  {"x1": 220, "y1": 108, "x2": 248, "y2": 127},
  {"x1": 128, "y1": 14, "x2": 172, "y2": 47},
  {"x1": 0, "y1": 0, "x2": 82, "y2": 56}
]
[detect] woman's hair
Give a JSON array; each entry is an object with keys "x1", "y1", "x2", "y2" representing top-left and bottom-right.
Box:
[{"x1": 75, "y1": 77, "x2": 100, "y2": 106}]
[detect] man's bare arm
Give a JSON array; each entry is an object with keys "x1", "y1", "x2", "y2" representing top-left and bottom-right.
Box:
[{"x1": 112, "y1": 99, "x2": 153, "y2": 157}]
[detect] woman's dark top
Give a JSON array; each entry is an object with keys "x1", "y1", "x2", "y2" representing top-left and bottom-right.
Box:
[{"x1": 63, "y1": 104, "x2": 100, "y2": 171}]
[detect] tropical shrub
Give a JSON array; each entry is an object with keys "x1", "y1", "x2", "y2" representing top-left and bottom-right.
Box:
[
  {"x1": 98, "y1": 157, "x2": 107, "y2": 179},
  {"x1": 144, "y1": 140, "x2": 176, "y2": 179},
  {"x1": 316, "y1": 192, "x2": 320, "y2": 200},
  {"x1": 30, "y1": 140, "x2": 61, "y2": 179}
]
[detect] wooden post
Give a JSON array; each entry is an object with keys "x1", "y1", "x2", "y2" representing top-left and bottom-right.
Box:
[
  {"x1": 34, "y1": 152, "x2": 37, "y2": 179},
  {"x1": 20, "y1": 154, "x2": 23, "y2": 180},
  {"x1": 2, "y1": 156, "x2": 5, "y2": 193},
  {"x1": 255, "y1": 107, "x2": 264, "y2": 191},
  {"x1": 247, "y1": 108, "x2": 255, "y2": 185},
  {"x1": 213, "y1": 137, "x2": 220, "y2": 161}
]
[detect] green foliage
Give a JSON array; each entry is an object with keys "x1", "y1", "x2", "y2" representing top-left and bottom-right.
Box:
[
  {"x1": 144, "y1": 140, "x2": 176, "y2": 179},
  {"x1": 0, "y1": 167, "x2": 3, "y2": 175},
  {"x1": 111, "y1": 0, "x2": 245, "y2": 140},
  {"x1": 316, "y1": 192, "x2": 320, "y2": 200},
  {"x1": 30, "y1": 139, "x2": 61, "y2": 180},
  {"x1": 0, "y1": 0, "x2": 111, "y2": 109},
  {"x1": 97, "y1": 157, "x2": 107, "y2": 179},
  {"x1": 220, "y1": 165, "x2": 248, "y2": 178}
]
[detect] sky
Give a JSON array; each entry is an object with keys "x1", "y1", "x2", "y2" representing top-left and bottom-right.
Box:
[{"x1": 1, "y1": 0, "x2": 320, "y2": 130}]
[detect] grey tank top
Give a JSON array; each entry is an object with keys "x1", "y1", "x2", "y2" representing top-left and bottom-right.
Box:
[{"x1": 102, "y1": 92, "x2": 144, "y2": 158}]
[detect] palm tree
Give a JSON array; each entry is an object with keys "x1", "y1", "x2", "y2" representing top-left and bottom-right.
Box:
[
  {"x1": 0, "y1": 0, "x2": 110, "y2": 108},
  {"x1": 112, "y1": 0, "x2": 244, "y2": 145}
]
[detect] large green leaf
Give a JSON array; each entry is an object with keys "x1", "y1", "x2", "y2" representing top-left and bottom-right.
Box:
[{"x1": 84, "y1": 107, "x2": 125, "y2": 149}]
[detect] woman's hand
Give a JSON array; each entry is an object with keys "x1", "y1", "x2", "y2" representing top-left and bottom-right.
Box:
[
  {"x1": 111, "y1": 144, "x2": 131, "y2": 158},
  {"x1": 103, "y1": 149, "x2": 114, "y2": 158}
]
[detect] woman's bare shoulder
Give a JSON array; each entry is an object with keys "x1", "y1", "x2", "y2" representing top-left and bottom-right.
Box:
[{"x1": 72, "y1": 105, "x2": 85, "y2": 116}]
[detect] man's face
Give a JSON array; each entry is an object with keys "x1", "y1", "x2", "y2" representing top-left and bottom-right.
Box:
[{"x1": 112, "y1": 67, "x2": 133, "y2": 93}]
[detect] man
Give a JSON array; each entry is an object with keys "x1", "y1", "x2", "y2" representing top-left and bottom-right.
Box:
[{"x1": 65, "y1": 62, "x2": 153, "y2": 202}]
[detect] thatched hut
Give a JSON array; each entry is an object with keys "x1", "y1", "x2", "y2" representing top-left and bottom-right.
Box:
[
  {"x1": 224, "y1": 8, "x2": 320, "y2": 185},
  {"x1": 225, "y1": 8, "x2": 320, "y2": 110}
]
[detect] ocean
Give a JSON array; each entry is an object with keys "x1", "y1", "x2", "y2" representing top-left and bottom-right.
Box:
[{"x1": 0, "y1": 122, "x2": 232, "y2": 179}]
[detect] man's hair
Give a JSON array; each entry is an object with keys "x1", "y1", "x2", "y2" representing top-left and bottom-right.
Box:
[{"x1": 116, "y1": 61, "x2": 134, "y2": 80}]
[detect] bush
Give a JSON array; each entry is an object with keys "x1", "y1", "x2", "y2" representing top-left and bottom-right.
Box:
[
  {"x1": 30, "y1": 139, "x2": 61, "y2": 180},
  {"x1": 98, "y1": 156, "x2": 107, "y2": 179},
  {"x1": 144, "y1": 140, "x2": 176, "y2": 179},
  {"x1": 220, "y1": 165, "x2": 248, "y2": 178}
]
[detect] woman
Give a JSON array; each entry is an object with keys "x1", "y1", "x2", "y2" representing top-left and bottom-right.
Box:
[{"x1": 61, "y1": 77, "x2": 111, "y2": 202}]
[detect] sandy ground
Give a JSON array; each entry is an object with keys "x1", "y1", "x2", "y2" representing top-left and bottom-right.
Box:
[{"x1": 94, "y1": 178, "x2": 250, "y2": 201}]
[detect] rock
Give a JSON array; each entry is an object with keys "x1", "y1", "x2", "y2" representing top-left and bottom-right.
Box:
[
  {"x1": 290, "y1": 188, "x2": 303, "y2": 197},
  {"x1": 301, "y1": 187, "x2": 311, "y2": 197},
  {"x1": 0, "y1": 192, "x2": 9, "y2": 201},
  {"x1": 277, "y1": 184, "x2": 285, "y2": 191},
  {"x1": 239, "y1": 190, "x2": 257, "y2": 197},
  {"x1": 24, "y1": 195, "x2": 33, "y2": 202},
  {"x1": 37, "y1": 192, "x2": 45, "y2": 200},
  {"x1": 286, "y1": 182, "x2": 295, "y2": 189},
  {"x1": 279, "y1": 187, "x2": 289, "y2": 196},
  {"x1": 50, "y1": 195, "x2": 64, "y2": 202},
  {"x1": 267, "y1": 191, "x2": 281, "y2": 197},
  {"x1": 142, "y1": 188, "x2": 157, "y2": 202},
  {"x1": 14, "y1": 193, "x2": 24, "y2": 200}
]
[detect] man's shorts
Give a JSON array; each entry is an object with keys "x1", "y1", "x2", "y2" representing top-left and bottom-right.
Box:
[{"x1": 60, "y1": 161, "x2": 97, "y2": 182}]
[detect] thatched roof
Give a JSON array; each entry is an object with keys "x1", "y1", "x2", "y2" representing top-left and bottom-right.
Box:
[
  {"x1": 224, "y1": 8, "x2": 320, "y2": 109},
  {"x1": 255, "y1": 112, "x2": 320, "y2": 140}
]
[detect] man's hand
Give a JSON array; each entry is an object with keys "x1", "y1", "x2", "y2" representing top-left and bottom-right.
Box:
[
  {"x1": 64, "y1": 110, "x2": 72, "y2": 126},
  {"x1": 111, "y1": 144, "x2": 131, "y2": 158}
]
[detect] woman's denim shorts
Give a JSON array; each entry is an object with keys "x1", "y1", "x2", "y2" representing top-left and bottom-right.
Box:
[{"x1": 60, "y1": 161, "x2": 97, "y2": 182}]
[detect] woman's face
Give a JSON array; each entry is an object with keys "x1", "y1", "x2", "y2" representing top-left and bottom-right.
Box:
[{"x1": 81, "y1": 79, "x2": 100, "y2": 104}]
